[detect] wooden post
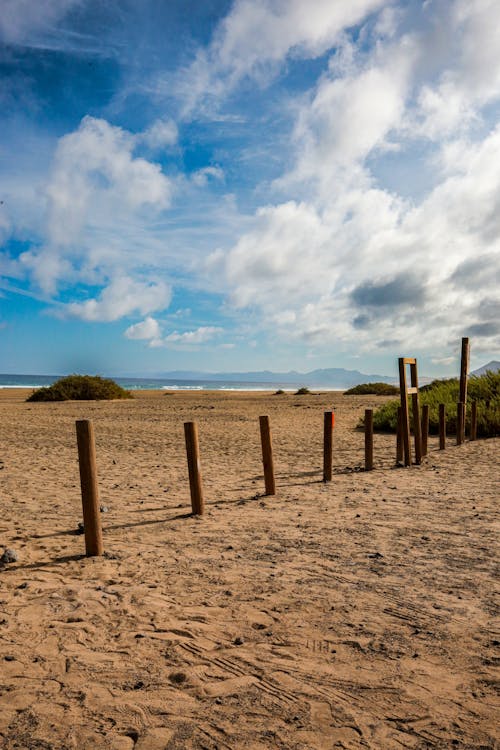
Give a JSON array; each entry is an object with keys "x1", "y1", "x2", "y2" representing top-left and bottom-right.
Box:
[
  {"x1": 323, "y1": 411, "x2": 333, "y2": 482},
  {"x1": 396, "y1": 406, "x2": 403, "y2": 464},
  {"x1": 456, "y1": 402, "x2": 464, "y2": 446},
  {"x1": 411, "y1": 361, "x2": 422, "y2": 465},
  {"x1": 439, "y1": 404, "x2": 446, "y2": 450},
  {"x1": 459, "y1": 337, "x2": 469, "y2": 444},
  {"x1": 421, "y1": 404, "x2": 429, "y2": 457},
  {"x1": 184, "y1": 422, "x2": 205, "y2": 515},
  {"x1": 470, "y1": 401, "x2": 477, "y2": 441},
  {"x1": 75, "y1": 420, "x2": 104, "y2": 557},
  {"x1": 398, "y1": 358, "x2": 411, "y2": 466},
  {"x1": 459, "y1": 337, "x2": 470, "y2": 406},
  {"x1": 364, "y1": 409, "x2": 373, "y2": 471},
  {"x1": 259, "y1": 416, "x2": 276, "y2": 495}
]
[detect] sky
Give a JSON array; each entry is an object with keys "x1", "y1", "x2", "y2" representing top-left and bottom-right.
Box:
[{"x1": 1, "y1": 0, "x2": 499, "y2": 378}]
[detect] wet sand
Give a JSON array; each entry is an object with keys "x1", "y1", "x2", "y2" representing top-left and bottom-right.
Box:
[{"x1": 0, "y1": 388, "x2": 498, "y2": 749}]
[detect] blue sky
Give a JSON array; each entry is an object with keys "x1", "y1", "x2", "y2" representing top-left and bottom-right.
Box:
[{"x1": 1, "y1": 0, "x2": 499, "y2": 377}]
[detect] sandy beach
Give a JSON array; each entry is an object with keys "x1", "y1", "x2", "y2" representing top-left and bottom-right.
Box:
[{"x1": 0, "y1": 388, "x2": 498, "y2": 749}]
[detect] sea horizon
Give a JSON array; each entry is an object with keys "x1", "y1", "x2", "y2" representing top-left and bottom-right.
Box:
[{"x1": 0, "y1": 373, "x2": 346, "y2": 392}]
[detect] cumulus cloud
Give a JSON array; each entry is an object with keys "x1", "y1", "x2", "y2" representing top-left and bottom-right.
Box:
[
  {"x1": 17, "y1": 116, "x2": 174, "y2": 296},
  {"x1": 47, "y1": 116, "x2": 172, "y2": 248},
  {"x1": 205, "y1": 1, "x2": 500, "y2": 357},
  {"x1": 218, "y1": 119, "x2": 500, "y2": 353},
  {"x1": 124, "y1": 316, "x2": 162, "y2": 340},
  {"x1": 62, "y1": 276, "x2": 171, "y2": 322}
]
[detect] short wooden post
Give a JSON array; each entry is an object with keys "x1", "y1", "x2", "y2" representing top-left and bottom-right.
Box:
[
  {"x1": 396, "y1": 406, "x2": 403, "y2": 464},
  {"x1": 470, "y1": 401, "x2": 477, "y2": 441},
  {"x1": 323, "y1": 411, "x2": 333, "y2": 482},
  {"x1": 364, "y1": 409, "x2": 374, "y2": 471},
  {"x1": 259, "y1": 416, "x2": 276, "y2": 495},
  {"x1": 456, "y1": 402, "x2": 464, "y2": 446},
  {"x1": 439, "y1": 404, "x2": 446, "y2": 450},
  {"x1": 421, "y1": 404, "x2": 429, "y2": 457},
  {"x1": 184, "y1": 422, "x2": 205, "y2": 515},
  {"x1": 75, "y1": 420, "x2": 104, "y2": 557}
]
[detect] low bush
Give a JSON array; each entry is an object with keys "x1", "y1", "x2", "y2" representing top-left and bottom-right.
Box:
[
  {"x1": 274, "y1": 389, "x2": 286, "y2": 395},
  {"x1": 27, "y1": 374, "x2": 132, "y2": 402},
  {"x1": 295, "y1": 386, "x2": 311, "y2": 395},
  {"x1": 369, "y1": 370, "x2": 500, "y2": 438},
  {"x1": 344, "y1": 382, "x2": 399, "y2": 396}
]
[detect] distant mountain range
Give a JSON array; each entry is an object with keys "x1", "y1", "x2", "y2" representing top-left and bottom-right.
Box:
[
  {"x1": 157, "y1": 367, "x2": 398, "y2": 388},
  {"x1": 151, "y1": 360, "x2": 499, "y2": 389},
  {"x1": 471, "y1": 360, "x2": 500, "y2": 376}
]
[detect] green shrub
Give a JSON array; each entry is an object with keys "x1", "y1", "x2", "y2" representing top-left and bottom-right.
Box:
[
  {"x1": 274, "y1": 389, "x2": 286, "y2": 395},
  {"x1": 369, "y1": 371, "x2": 500, "y2": 438},
  {"x1": 27, "y1": 374, "x2": 132, "y2": 402},
  {"x1": 344, "y1": 382, "x2": 399, "y2": 396},
  {"x1": 295, "y1": 386, "x2": 311, "y2": 395}
]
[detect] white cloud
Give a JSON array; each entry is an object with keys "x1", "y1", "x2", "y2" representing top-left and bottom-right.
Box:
[
  {"x1": 0, "y1": 0, "x2": 81, "y2": 46},
  {"x1": 218, "y1": 122, "x2": 500, "y2": 353},
  {"x1": 140, "y1": 118, "x2": 178, "y2": 149},
  {"x1": 47, "y1": 116, "x2": 172, "y2": 248},
  {"x1": 163, "y1": 326, "x2": 222, "y2": 346},
  {"x1": 281, "y1": 33, "x2": 417, "y2": 199},
  {"x1": 17, "y1": 116, "x2": 174, "y2": 295},
  {"x1": 171, "y1": 0, "x2": 388, "y2": 112},
  {"x1": 124, "y1": 316, "x2": 162, "y2": 340},
  {"x1": 414, "y1": 0, "x2": 500, "y2": 139},
  {"x1": 191, "y1": 166, "x2": 224, "y2": 187},
  {"x1": 62, "y1": 276, "x2": 171, "y2": 322}
]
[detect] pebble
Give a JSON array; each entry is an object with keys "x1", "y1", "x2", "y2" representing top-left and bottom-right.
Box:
[
  {"x1": 100, "y1": 505, "x2": 109, "y2": 513},
  {"x1": 0, "y1": 548, "x2": 18, "y2": 565},
  {"x1": 234, "y1": 636, "x2": 244, "y2": 646}
]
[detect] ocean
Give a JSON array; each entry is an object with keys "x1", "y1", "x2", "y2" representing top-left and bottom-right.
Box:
[{"x1": 0, "y1": 373, "x2": 325, "y2": 392}]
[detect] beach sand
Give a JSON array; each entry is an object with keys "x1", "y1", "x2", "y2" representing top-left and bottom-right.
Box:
[{"x1": 0, "y1": 388, "x2": 498, "y2": 749}]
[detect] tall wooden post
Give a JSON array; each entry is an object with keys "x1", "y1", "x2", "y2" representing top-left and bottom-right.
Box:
[
  {"x1": 259, "y1": 416, "x2": 276, "y2": 495},
  {"x1": 459, "y1": 337, "x2": 469, "y2": 444},
  {"x1": 439, "y1": 404, "x2": 446, "y2": 450},
  {"x1": 398, "y1": 359, "x2": 411, "y2": 466},
  {"x1": 456, "y1": 402, "x2": 464, "y2": 446},
  {"x1": 75, "y1": 420, "x2": 104, "y2": 557},
  {"x1": 184, "y1": 422, "x2": 205, "y2": 515},
  {"x1": 323, "y1": 411, "x2": 333, "y2": 482},
  {"x1": 396, "y1": 406, "x2": 403, "y2": 464},
  {"x1": 421, "y1": 404, "x2": 429, "y2": 457},
  {"x1": 411, "y1": 361, "x2": 422, "y2": 465},
  {"x1": 364, "y1": 409, "x2": 373, "y2": 471},
  {"x1": 470, "y1": 401, "x2": 477, "y2": 441},
  {"x1": 399, "y1": 357, "x2": 422, "y2": 465}
]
